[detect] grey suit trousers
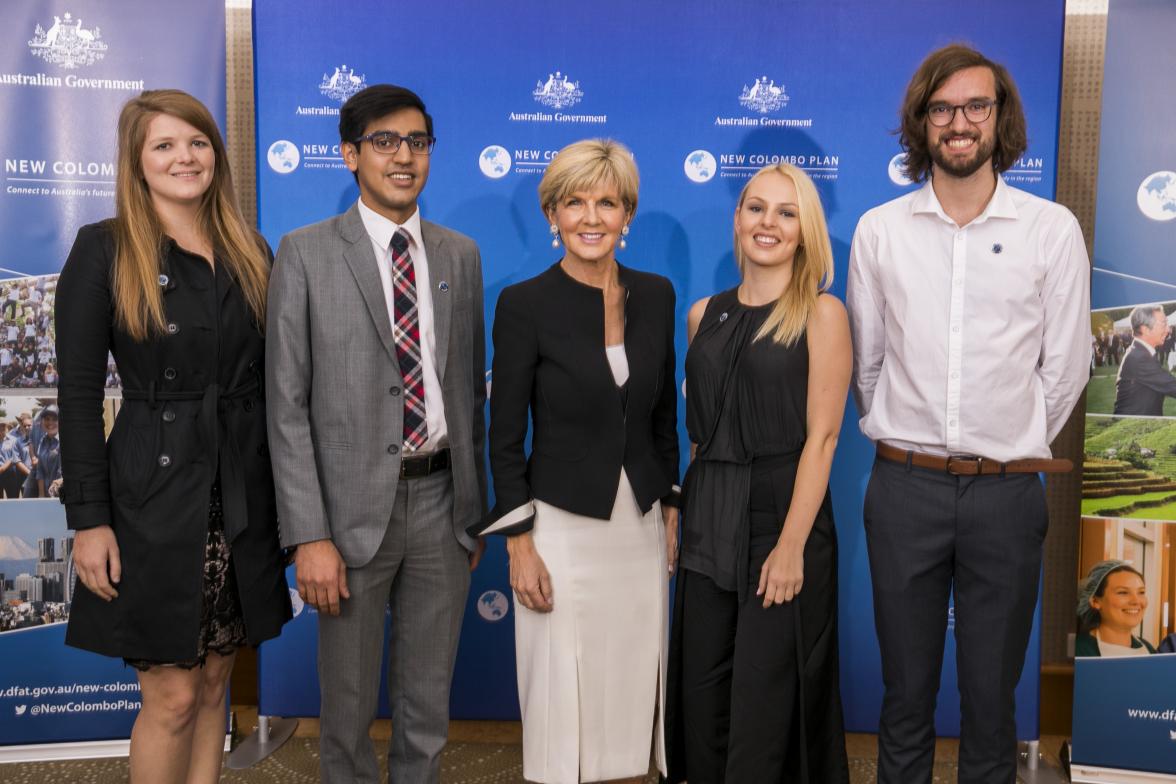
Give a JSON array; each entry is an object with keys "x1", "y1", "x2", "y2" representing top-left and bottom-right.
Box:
[{"x1": 318, "y1": 467, "x2": 470, "y2": 784}]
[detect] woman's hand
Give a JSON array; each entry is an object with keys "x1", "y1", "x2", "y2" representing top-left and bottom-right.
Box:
[
  {"x1": 756, "y1": 535, "x2": 805, "y2": 608},
  {"x1": 73, "y1": 525, "x2": 121, "y2": 601},
  {"x1": 506, "y1": 532, "x2": 553, "y2": 613},
  {"x1": 662, "y1": 505, "x2": 679, "y2": 576}
]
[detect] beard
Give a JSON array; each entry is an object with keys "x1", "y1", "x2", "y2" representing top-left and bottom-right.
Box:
[{"x1": 929, "y1": 131, "x2": 996, "y2": 179}]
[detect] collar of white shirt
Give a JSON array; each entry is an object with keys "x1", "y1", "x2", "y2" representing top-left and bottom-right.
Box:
[
  {"x1": 910, "y1": 174, "x2": 1019, "y2": 226},
  {"x1": 1135, "y1": 337, "x2": 1157, "y2": 357},
  {"x1": 356, "y1": 197, "x2": 424, "y2": 254}
]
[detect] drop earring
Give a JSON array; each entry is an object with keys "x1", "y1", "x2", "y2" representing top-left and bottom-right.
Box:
[
  {"x1": 619, "y1": 224, "x2": 630, "y2": 250},
  {"x1": 550, "y1": 223, "x2": 560, "y2": 249}
]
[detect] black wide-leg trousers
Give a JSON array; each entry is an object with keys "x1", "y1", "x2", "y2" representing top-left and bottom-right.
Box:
[{"x1": 864, "y1": 457, "x2": 1048, "y2": 784}]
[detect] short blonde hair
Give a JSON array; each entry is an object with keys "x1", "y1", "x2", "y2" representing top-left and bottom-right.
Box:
[
  {"x1": 538, "y1": 138, "x2": 639, "y2": 217},
  {"x1": 735, "y1": 164, "x2": 834, "y2": 346}
]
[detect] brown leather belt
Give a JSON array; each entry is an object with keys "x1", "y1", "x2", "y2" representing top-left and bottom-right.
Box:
[{"x1": 876, "y1": 443, "x2": 1073, "y2": 475}]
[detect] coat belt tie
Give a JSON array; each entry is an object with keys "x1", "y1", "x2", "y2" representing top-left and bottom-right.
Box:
[{"x1": 121, "y1": 376, "x2": 260, "y2": 544}]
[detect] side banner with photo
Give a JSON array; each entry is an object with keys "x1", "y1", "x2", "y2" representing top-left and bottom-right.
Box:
[
  {"x1": 0, "y1": 0, "x2": 224, "y2": 753},
  {"x1": 1072, "y1": 0, "x2": 1176, "y2": 778},
  {"x1": 253, "y1": 0, "x2": 1065, "y2": 731}
]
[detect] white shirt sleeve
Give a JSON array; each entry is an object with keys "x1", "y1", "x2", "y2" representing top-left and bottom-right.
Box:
[
  {"x1": 847, "y1": 216, "x2": 886, "y2": 421},
  {"x1": 1038, "y1": 211, "x2": 1091, "y2": 442}
]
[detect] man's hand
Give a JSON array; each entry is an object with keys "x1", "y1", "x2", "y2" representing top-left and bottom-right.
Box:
[
  {"x1": 295, "y1": 539, "x2": 350, "y2": 616},
  {"x1": 468, "y1": 537, "x2": 486, "y2": 572},
  {"x1": 506, "y1": 532, "x2": 553, "y2": 613},
  {"x1": 73, "y1": 525, "x2": 121, "y2": 601}
]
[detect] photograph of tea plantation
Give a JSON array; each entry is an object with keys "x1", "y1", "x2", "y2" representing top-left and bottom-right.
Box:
[{"x1": 1083, "y1": 415, "x2": 1176, "y2": 520}]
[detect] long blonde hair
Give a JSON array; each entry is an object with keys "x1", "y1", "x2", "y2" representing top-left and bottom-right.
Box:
[
  {"x1": 734, "y1": 163, "x2": 834, "y2": 346},
  {"x1": 112, "y1": 89, "x2": 268, "y2": 341}
]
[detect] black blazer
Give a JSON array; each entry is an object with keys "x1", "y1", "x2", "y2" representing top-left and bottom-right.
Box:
[
  {"x1": 1114, "y1": 339, "x2": 1176, "y2": 416},
  {"x1": 471, "y1": 262, "x2": 679, "y2": 536}
]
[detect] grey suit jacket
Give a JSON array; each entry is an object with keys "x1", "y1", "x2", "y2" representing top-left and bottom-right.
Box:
[{"x1": 266, "y1": 203, "x2": 488, "y2": 566}]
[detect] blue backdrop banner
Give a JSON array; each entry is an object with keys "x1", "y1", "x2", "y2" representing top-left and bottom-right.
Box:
[
  {"x1": 1072, "y1": 655, "x2": 1176, "y2": 776},
  {"x1": 0, "y1": 0, "x2": 224, "y2": 752},
  {"x1": 1073, "y1": 0, "x2": 1176, "y2": 777},
  {"x1": 253, "y1": 0, "x2": 1064, "y2": 733},
  {"x1": 1089, "y1": 0, "x2": 1176, "y2": 311}
]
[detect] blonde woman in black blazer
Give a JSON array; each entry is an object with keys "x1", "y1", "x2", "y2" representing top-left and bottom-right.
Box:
[{"x1": 470, "y1": 139, "x2": 680, "y2": 784}]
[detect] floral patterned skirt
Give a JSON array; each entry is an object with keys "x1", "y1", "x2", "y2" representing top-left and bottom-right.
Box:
[{"x1": 125, "y1": 479, "x2": 247, "y2": 671}]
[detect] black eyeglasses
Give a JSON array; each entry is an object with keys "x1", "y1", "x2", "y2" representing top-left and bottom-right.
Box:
[
  {"x1": 353, "y1": 132, "x2": 436, "y2": 156},
  {"x1": 925, "y1": 99, "x2": 997, "y2": 127}
]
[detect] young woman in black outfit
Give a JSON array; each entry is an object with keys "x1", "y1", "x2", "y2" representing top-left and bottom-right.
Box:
[
  {"x1": 666, "y1": 163, "x2": 851, "y2": 783},
  {"x1": 56, "y1": 90, "x2": 289, "y2": 784}
]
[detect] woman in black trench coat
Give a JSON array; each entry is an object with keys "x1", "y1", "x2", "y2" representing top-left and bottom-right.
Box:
[{"x1": 56, "y1": 90, "x2": 290, "y2": 784}]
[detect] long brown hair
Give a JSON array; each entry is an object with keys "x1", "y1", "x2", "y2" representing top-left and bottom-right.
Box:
[
  {"x1": 898, "y1": 44, "x2": 1027, "y2": 184},
  {"x1": 112, "y1": 89, "x2": 268, "y2": 341},
  {"x1": 734, "y1": 164, "x2": 834, "y2": 346}
]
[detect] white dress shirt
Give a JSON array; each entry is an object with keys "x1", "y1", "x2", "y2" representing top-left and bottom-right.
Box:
[
  {"x1": 357, "y1": 198, "x2": 448, "y2": 451},
  {"x1": 1132, "y1": 337, "x2": 1156, "y2": 357},
  {"x1": 847, "y1": 176, "x2": 1091, "y2": 462}
]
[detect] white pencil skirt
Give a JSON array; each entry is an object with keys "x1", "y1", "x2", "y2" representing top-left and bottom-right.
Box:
[{"x1": 515, "y1": 470, "x2": 668, "y2": 784}]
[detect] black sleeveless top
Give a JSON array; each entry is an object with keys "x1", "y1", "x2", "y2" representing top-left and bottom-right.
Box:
[{"x1": 680, "y1": 287, "x2": 814, "y2": 595}]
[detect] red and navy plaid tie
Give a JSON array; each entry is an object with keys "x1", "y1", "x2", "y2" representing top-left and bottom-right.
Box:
[{"x1": 389, "y1": 228, "x2": 428, "y2": 450}]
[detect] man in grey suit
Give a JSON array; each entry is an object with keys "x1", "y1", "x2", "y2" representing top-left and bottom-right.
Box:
[{"x1": 267, "y1": 84, "x2": 487, "y2": 784}]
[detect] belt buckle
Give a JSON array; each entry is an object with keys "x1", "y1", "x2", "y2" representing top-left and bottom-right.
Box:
[
  {"x1": 946, "y1": 456, "x2": 981, "y2": 476},
  {"x1": 400, "y1": 453, "x2": 427, "y2": 480}
]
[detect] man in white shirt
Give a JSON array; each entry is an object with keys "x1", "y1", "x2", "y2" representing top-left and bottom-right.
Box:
[
  {"x1": 847, "y1": 44, "x2": 1089, "y2": 784},
  {"x1": 267, "y1": 85, "x2": 488, "y2": 784}
]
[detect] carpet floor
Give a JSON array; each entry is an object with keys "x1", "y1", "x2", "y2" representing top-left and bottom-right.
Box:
[{"x1": 1, "y1": 714, "x2": 1064, "y2": 783}]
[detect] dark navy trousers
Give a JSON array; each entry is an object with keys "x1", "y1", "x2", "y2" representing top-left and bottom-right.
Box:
[{"x1": 864, "y1": 457, "x2": 1047, "y2": 784}]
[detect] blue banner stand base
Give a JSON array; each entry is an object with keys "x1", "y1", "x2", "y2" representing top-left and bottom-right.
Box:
[
  {"x1": 226, "y1": 716, "x2": 298, "y2": 769},
  {"x1": 1071, "y1": 766, "x2": 1176, "y2": 783}
]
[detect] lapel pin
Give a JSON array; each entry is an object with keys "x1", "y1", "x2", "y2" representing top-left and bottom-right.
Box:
[
  {"x1": 438, "y1": 281, "x2": 449, "y2": 292},
  {"x1": 719, "y1": 312, "x2": 729, "y2": 323},
  {"x1": 992, "y1": 243, "x2": 1003, "y2": 254}
]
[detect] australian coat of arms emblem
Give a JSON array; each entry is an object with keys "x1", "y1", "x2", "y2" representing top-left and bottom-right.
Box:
[
  {"x1": 533, "y1": 71, "x2": 583, "y2": 110},
  {"x1": 320, "y1": 65, "x2": 367, "y2": 103},
  {"x1": 28, "y1": 12, "x2": 108, "y2": 69},
  {"x1": 738, "y1": 76, "x2": 789, "y2": 114}
]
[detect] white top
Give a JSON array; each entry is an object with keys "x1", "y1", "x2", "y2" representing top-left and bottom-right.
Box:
[
  {"x1": 356, "y1": 198, "x2": 448, "y2": 451},
  {"x1": 605, "y1": 343, "x2": 629, "y2": 386},
  {"x1": 847, "y1": 176, "x2": 1091, "y2": 462},
  {"x1": 1133, "y1": 337, "x2": 1157, "y2": 357},
  {"x1": 1095, "y1": 635, "x2": 1150, "y2": 657}
]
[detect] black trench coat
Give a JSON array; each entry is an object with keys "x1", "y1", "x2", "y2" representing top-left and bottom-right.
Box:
[{"x1": 56, "y1": 221, "x2": 290, "y2": 662}]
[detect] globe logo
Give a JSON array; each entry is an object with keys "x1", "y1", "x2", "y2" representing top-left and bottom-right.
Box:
[
  {"x1": 479, "y1": 145, "x2": 511, "y2": 179},
  {"x1": 267, "y1": 140, "x2": 300, "y2": 174},
  {"x1": 888, "y1": 153, "x2": 912, "y2": 186},
  {"x1": 476, "y1": 590, "x2": 510, "y2": 622},
  {"x1": 684, "y1": 150, "x2": 716, "y2": 183},
  {"x1": 289, "y1": 588, "x2": 305, "y2": 618},
  {"x1": 1137, "y1": 171, "x2": 1176, "y2": 222}
]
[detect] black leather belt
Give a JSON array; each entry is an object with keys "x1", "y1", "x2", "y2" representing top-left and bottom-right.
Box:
[{"x1": 400, "y1": 447, "x2": 450, "y2": 479}]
